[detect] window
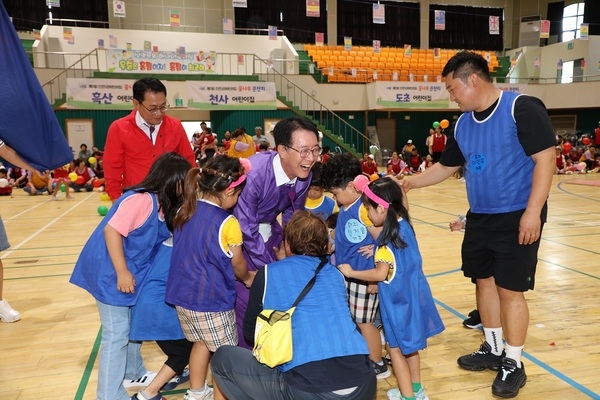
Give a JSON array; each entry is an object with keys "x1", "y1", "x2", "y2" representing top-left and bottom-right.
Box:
[{"x1": 562, "y1": 2, "x2": 585, "y2": 41}]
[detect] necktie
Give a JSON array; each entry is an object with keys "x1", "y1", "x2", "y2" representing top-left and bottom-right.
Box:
[{"x1": 148, "y1": 125, "x2": 155, "y2": 143}]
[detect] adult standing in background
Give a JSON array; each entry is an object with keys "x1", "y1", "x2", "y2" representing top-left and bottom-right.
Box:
[
  {"x1": 251, "y1": 126, "x2": 270, "y2": 151},
  {"x1": 593, "y1": 121, "x2": 600, "y2": 147},
  {"x1": 431, "y1": 126, "x2": 447, "y2": 163},
  {"x1": 232, "y1": 116, "x2": 321, "y2": 348},
  {"x1": 103, "y1": 78, "x2": 195, "y2": 201},
  {"x1": 401, "y1": 51, "x2": 555, "y2": 398}
]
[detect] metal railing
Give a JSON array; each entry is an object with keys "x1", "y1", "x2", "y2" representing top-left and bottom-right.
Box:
[
  {"x1": 254, "y1": 57, "x2": 375, "y2": 154},
  {"x1": 44, "y1": 18, "x2": 108, "y2": 28},
  {"x1": 40, "y1": 49, "x2": 100, "y2": 106}
]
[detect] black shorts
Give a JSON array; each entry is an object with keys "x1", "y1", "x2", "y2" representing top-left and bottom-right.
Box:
[{"x1": 461, "y1": 206, "x2": 546, "y2": 292}]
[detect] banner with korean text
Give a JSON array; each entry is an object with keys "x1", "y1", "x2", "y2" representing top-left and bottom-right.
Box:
[
  {"x1": 66, "y1": 78, "x2": 136, "y2": 109},
  {"x1": 187, "y1": 81, "x2": 277, "y2": 109},
  {"x1": 375, "y1": 82, "x2": 449, "y2": 109},
  {"x1": 495, "y1": 83, "x2": 527, "y2": 94},
  {"x1": 107, "y1": 49, "x2": 217, "y2": 74}
]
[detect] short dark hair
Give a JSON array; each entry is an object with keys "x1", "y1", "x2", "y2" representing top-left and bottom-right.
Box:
[
  {"x1": 441, "y1": 51, "x2": 492, "y2": 83},
  {"x1": 133, "y1": 78, "x2": 167, "y2": 103},
  {"x1": 321, "y1": 153, "x2": 361, "y2": 190},
  {"x1": 309, "y1": 162, "x2": 325, "y2": 188},
  {"x1": 273, "y1": 117, "x2": 319, "y2": 148}
]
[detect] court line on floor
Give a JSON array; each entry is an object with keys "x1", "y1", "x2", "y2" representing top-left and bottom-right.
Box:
[
  {"x1": 1, "y1": 193, "x2": 95, "y2": 260},
  {"x1": 434, "y1": 298, "x2": 599, "y2": 399},
  {"x1": 1, "y1": 199, "x2": 47, "y2": 222}
]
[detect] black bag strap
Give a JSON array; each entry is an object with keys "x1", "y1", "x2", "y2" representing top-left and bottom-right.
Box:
[{"x1": 291, "y1": 257, "x2": 327, "y2": 308}]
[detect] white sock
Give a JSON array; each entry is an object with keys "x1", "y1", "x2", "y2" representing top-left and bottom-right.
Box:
[
  {"x1": 505, "y1": 343, "x2": 524, "y2": 368},
  {"x1": 483, "y1": 327, "x2": 503, "y2": 355}
]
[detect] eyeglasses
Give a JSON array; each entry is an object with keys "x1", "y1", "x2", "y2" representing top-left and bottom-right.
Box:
[
  {"x1": 139, "y1": 101, "x2": 170, "y2": 115},
  {"x1": 285, "y1": 145, "x2": 322, "y2": 158}
]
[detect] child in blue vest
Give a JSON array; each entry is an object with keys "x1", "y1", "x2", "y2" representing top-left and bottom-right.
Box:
[
  {"x1": 304, "y1": 162, "x2": 337, "y2": 220},
  {"x1": 338, "y1": 176, "x2": 445, "y2": 400},
  {"x1": 321, "y1": 153, "x2": 389, "y2": 379},
  {"x1": 69, "y1": 152, "x2": 192, "y2": 400},
  {"x1": 165, "y1": 155, "x2": 254, "y2": 400}
]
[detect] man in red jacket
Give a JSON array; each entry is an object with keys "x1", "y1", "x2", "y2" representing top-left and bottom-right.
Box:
[{"x1": 103, "y1": 78, "x2": 196, "y2": 200}]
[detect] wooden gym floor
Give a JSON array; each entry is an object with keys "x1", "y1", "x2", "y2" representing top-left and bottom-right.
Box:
[{"x1": 0, "y1": 173, "x2": 598, "y2": 400}]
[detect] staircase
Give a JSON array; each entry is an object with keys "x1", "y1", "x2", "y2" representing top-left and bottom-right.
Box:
[
  {"x1": 491, "y1": 56, "x2": 511, "y2": 83},
  {"x1": 257, "y1": 59, "x2": 370, "y2": 157},
  {"x1": 276, "y1": 92, "x2": 361, "y2": 158},
  {"x1": 297, "y1": 50, "x2": 327, "y2": 83}
]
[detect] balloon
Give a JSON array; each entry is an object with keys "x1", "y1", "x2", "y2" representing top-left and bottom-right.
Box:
[
  {"x1": 0, "y1": 178, "x2": 8, "y2": 188},
  {"x1": 75, "y1": 176, "x2": 85, "y2": 185},
  {"x1": 92, "y1": 179, "x2": 103, "y2": 188},
  {"x1": 100, "y1": 192, "x2": 111, "y2": 201},
  {"x1": 88, "y1": 156, "x2": 97, "y2": 165},
  {"x1": 432, "y1": 121, "x2": 440, "y2": 129},
  {"x1": 576, "y1": 163, "x2": 585, "y2": 171},
  {"x1": 370, "y1": 174, "x2": 379, "y2": 182},
  {"x1": 369, "y1": 145, "x2": 379, "y2": 155},
  {"x1": 97, "y1": 205, "x2": 109, "y2": 216},
  {"x1": 440, "y1": 119, "x2": 450, "y2": 129},
  {"x1": 60, "y1": 184, "x2": 66, "y2": 192},
  {"x1": 582, "y1": 137, "x2": 591, "y2": 145},
  {"x1": 68, "y1": 172, "x2": 77, "y2": 182}
]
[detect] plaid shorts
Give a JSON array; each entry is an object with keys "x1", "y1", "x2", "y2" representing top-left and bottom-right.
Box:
[
  {"x1": 347, "y1": 279, "x2": 379, "y2": 324},
  {"x1": 175, "y1": 307, "x2": 238, "y2": 352}
]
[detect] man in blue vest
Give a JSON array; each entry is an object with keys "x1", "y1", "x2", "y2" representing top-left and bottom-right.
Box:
[{"x1": 401, "y1": 51, "x2": 555, "y2": 398}]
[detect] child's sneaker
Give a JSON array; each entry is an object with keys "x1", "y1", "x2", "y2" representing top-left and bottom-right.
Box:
[
  {"x1": 130, "y1": 390, "x2": 166, "y2": 400},
  {"x1": 0, "y1": 299, "x2": 21, "y2": 322},
  {"x1": 387, "y1": 387, "x2": 429, "y2": 400},
  {"x1": 161, "y1": 367, "x2": 190, "y2": 390},
  {"x1": 123, "y1": 371, "x2": 157, "y2": 389},
  {"x1": 415, "y1": 387, "x2": 430, "y2": 400},
  {"x1": 372, "y1": 360, "x2": 391, "y2": 379},
  {"x1": 387, "y1": 388, "x2": 402, "y2": 400},
  {"x1": 183, "y1": 387, "x2": 214, "y2": 400}
]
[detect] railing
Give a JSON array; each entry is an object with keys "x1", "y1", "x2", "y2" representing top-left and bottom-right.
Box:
[
  {"x1": 40, "y1": 49, "x2": 100, "y2": 106},
  {"x1": 44, "y1": 18, "x2": 108, "y2": 28},
  {"x1": 254, "y1": 57, "x2": 375, "y2": 154}
]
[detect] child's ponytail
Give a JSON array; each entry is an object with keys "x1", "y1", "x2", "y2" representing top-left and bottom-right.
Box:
[{"x1": 173, "y1": 168, "x2": 201, "y2": 229}]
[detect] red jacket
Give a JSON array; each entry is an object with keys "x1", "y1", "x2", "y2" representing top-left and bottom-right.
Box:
[{"x1": 103, "y1": 110, "x2": 195, "y2": 199}]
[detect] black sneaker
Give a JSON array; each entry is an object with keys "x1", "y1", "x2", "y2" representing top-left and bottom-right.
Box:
[
  {"x1": 457, "y1": 341, "x2": 504, "y2": 371},
  {"x1": 492, "y1": 358, "x2": 527, "y2": 398},
  {"x1": 372, "y1": 360, "x2": 392, "y2": 379},
  {"x1": 463, "y1": 309, "x2": 482, "y2": 329}
]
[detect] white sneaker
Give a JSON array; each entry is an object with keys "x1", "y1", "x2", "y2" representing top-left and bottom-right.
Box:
[
  {"x1": 387, "y1": 387, "x2": 429, "y2": 400},
  {"x1": 183, "y1": 387, "x2": 214, "y2": 400},
  {"x1": 123, "y1": 371, "x2": 157, "y2": 389},
  {"x1": 0, "y1": 299, "x2": 21, "y2": 322}
]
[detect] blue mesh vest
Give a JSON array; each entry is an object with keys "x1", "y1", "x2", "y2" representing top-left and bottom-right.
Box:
[
  {"x1": 335, "y1": 198, "x2": 374, "y2": 270},
  {"x1": 263, "y1": 255, "x2": 369, "y2": 371},
  {"x1": 455, "y1": 90, "x2": 534, "y2": 213},
  {"x1": 166, "y1": 201, "x2": 237, "y2": 312}
]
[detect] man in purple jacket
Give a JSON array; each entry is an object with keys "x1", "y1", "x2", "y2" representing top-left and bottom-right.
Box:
[{"x1": 233, "y1": 116, "x2": 321, "y2": 348}]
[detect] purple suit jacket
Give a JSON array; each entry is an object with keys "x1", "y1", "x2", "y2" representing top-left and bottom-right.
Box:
[
  {"x1": 232, "y1": 151, "x2": 311, "y2": 348},
  {"x1": 233, "y1": 151, "x2": 311, "y2": 271}
]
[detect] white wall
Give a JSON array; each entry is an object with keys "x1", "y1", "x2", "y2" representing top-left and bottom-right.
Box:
[
  {"x1": 31, "y1": 26, "x2": 600, "y2": 112},
  {"x1": 507, "y1": 38, "x2": 594, "y2": 81},
  {"x1": 34, "y1": 26, "x2": 294, "y2": 70}
]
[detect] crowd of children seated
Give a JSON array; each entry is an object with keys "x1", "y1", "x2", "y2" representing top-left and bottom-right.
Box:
[{"x1": 556, "y1": 136, "x2": 599, "y2": 174}]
